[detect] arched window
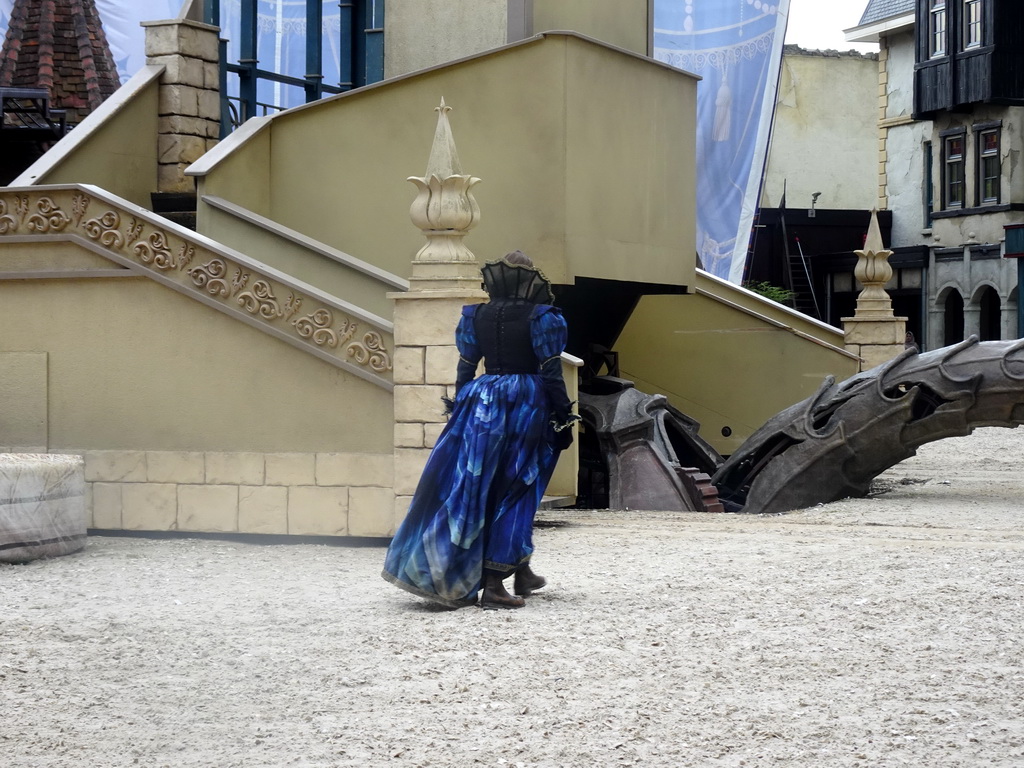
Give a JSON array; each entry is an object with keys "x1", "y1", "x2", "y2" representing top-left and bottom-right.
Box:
[{"x1": 978, "y1": 286, "x2": 1001, "y2": 341}]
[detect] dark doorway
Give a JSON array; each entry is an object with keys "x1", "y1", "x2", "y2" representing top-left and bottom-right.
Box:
[
  {"x1": 944, "y1": 290, "x2": 965, "y2": 345},
  {"x1": 978, "y1": 286, "x2": 1001, "y2": 341}
]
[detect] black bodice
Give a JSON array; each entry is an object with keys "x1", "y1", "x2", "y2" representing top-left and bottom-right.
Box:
[{"x1": 474, "y1": 300, "x2": 538, "y2": 375}]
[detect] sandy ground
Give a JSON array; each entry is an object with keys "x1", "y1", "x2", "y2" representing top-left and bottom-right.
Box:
[{"x1": 2, "y1": 428, "x2": 1023, "y2": 767}]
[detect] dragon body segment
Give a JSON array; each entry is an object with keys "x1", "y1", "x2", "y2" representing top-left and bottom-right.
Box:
[{"x1": 713, "y1": 338, "x2": 1024, "y2": 515}]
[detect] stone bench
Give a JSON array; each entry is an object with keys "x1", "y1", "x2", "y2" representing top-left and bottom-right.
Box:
[{"x1": 1, "y1": 454, "x2": 86, "y2": 563}]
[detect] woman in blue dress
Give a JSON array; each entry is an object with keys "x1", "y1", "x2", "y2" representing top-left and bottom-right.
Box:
[{"x1": 382, "y1": 251, "x2": 577, "y2": 609}]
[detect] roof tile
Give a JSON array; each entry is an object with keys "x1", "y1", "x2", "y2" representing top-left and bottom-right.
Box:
[
  {"x1": 0, "y1": 0, "x2": 118, "y2": 124},
  {"x1": 858, "y1": 0, "x2": 916, "y2": 27}
]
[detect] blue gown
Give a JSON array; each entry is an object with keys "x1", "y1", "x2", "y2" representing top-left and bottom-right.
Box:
[{"x1": 381, "y1": 303, "x2": 568, "y2": 608}]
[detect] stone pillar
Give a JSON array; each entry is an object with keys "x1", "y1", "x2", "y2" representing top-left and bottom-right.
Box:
[
  {"x1": 843, "y1": 209, "x2": 907, "y2": 370},
  {"x1": 389, "y1": 99, "x2": 487, "y2": 529},
  {"x1": 1003, "y1": 299, "x2": 1018, "y2": 342},
  {"x1": 142, "y1": 19, "x2": 221, "y2": 194},
  {"x1": 928, "y1": 297, "x2": 948, "y2": 348},
  {"x1": 964, "y1": 305, "x2": 982, "y2": 340}
]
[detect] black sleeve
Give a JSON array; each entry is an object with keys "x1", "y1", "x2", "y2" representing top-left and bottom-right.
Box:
[
  {"x1": 455, "y1": 354, "x2": 479, "y2": 398},
  {"x1": 454, "y1": 305, "x2": 483, "y2": 400},
  {"x1": 541, "y1": 355, "x2": 577, "y2": 451},
  {"x1": 539, "y1": 355, "x2": 573, "y2": 423}
]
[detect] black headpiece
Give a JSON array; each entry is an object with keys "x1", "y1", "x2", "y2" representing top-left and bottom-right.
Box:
[{"x1": 480, "y1": 255, "x2": 555, "y2": 304}]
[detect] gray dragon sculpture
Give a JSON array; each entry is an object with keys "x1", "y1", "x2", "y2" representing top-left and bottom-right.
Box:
[
  {"x1": 579, "y1": 337, "x2": 1024, "y2": 515},
  {"x1": 713, "y1": 336, "x2": 1024, "y2": 515}
]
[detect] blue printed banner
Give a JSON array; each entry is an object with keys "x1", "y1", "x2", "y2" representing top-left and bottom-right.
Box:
[{"x1": 654, "y1": 0, "x2": 790, "y2": 283}]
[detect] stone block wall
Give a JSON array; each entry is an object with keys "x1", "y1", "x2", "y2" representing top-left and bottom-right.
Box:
[
  {"x1": 143, "y1": 19, "x2": 221, "y2": 193},
  {"x1": 390, "y1": 290, "x2": 480, "y2": 530},
  {"x1": 843, "y1": 316, "x2": 907, "y2": 371},
  {"x1": 0, "y1": 448, "x2": 398, "y2": 538}
]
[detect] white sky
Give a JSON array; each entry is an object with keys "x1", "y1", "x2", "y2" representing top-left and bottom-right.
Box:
[
  {"x1": 0, "y1": 1, "x2": 883, "y2": 62},
  {"x1": 784, "y1": 0, "x2": 879, "y2": 52}
]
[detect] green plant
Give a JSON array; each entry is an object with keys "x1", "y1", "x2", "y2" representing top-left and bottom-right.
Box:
[{"x1": 744, "y1": 281, "x2": 796, "y2": 306}]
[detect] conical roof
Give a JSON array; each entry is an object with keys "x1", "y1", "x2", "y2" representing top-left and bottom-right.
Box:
[{"x1": 0, "y1": 0, "x2": 120, "y2": 124}]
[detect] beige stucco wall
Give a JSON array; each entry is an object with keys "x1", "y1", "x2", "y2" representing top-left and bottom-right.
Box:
[
  {"x1": 614, "y1": 275, "x2": 859, "y2": 455},
  {"x1": 532, "y1": 0, "x2": 651, "y2": 55},
  {"x1": 763, "y1": 49, "x2": 878, "y2": 211},
  {"x1": 198, "y1": 203, "x2": 400, "y2": 319},
  {"x1": 884, "y1": 31, "x2": 916, "y2": 119},
  {"x1": 384, "y1": 0, "x2": 651, "y2": 79},
  {"x1": 0, "y1": 274, "x2": 392, "y2": 454},
  {"x1": 562, "y1": 37, "x2": 690, "y2": 282},
  {"x1": 196, "y1": 33, "x2": 696, "y2": 292},
  {"x1": 195, "y1": 123, "x2": 272, "y2": 218},
  {"x1": 384, "y1": 0, "x2": 508, "y2": 78},
  {"x1": 0, "y1": 232, "x2": 398, "y2": 538},
  {"x1": 883, "y1": 119, "x2": 930, "y2": 245},
  {"x1": 15, "y1": 71, "x2": 161, "y2": 208}
]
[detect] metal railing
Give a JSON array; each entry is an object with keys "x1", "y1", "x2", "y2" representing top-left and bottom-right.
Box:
[{"x1": 204, "y1": 0, "x2": 383, "y2": 136}]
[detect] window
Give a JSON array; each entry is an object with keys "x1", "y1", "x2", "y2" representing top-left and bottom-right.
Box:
[
  {"x1": 930, "y1": 0, "x2": 947, "y2": 57},
  {"x1": 943, "y1": 133, "x2": 965, "y2": 208},
  {"x1": 214, "y1": 0, "x2": 385, "y2": 132},
  {"x1": 978, "y1": 286, "x2": 1001, "y2": 341},
  {"x1": 977, "y1": 126, "x2": 1000, "y2": 204},
  {"x1": 943, "y1": 289, "x2": 964, "y2": 345},
  {"x1": 963, "y1": 0, "x2": 982, "y2": 49},
  {"x1": 924, "y1": 141, "x2": 934, "y2": 226}
]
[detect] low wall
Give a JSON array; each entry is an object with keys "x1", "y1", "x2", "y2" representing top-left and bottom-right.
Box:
[{"x1": 41, "y1": 449, "x2": 397, "y2": 538}]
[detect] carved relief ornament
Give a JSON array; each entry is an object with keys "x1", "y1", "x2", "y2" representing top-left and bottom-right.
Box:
[
  {"x1": 0, "y1": 200, "x2": 16, "y2": 235},
  {"x1": 0, "y1": 189, "x2": 394, "y2": 384},
  {"x1": 26, "y1": 197, "x2": 71, "y2": 233}
]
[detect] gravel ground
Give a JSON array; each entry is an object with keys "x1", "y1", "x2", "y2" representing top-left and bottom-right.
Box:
[{"x1": 2, "y1": 427, "x2": 1023, "y2": 767}]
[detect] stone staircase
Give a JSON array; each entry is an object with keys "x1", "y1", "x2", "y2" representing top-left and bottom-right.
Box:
[{"x1": 0, "y1": 184, "x2": 396, "y2": 389}]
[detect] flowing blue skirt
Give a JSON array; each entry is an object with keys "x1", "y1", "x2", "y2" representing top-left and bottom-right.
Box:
[{"x1": 382, "y1": 373, "x2": 559, "y2": 608}]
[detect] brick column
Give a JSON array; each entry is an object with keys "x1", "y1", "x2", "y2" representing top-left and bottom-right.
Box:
[
  {"x1": 142, "y1": 19, "x2": 221, "y2": 194},
  {"x1": 389, "y1": 100, "x2": 486, "y2": 531}
]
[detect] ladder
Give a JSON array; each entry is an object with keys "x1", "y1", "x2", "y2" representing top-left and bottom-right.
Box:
[{"x1": 787, "y1": 236, "x2": 821, "y2": 320}]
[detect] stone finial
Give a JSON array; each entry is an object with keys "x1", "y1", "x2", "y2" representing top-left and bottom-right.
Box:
[
  {"x1": 843, "y1": 209, "x2": 906, "y2": 371},
  {"x1": 852, "y1": 209, "x2": 895, "y2": 318},
  {"x1": 425, "y1": 97, "x2": 463, "y2": 177},
  {"x1": 391, "y1": 99, "x2": 487, "y2": 533},
  {"x1": 407, "y1": 99, "x2": 481, "y2": 266}
]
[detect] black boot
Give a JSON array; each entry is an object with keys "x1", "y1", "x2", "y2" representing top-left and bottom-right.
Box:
[
  {"x1": 513, "y1": 563, "x2": 547, "y2": 597},
  {"x1": 480, "y1": 569, "x2": 525, "y2": 609}
]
